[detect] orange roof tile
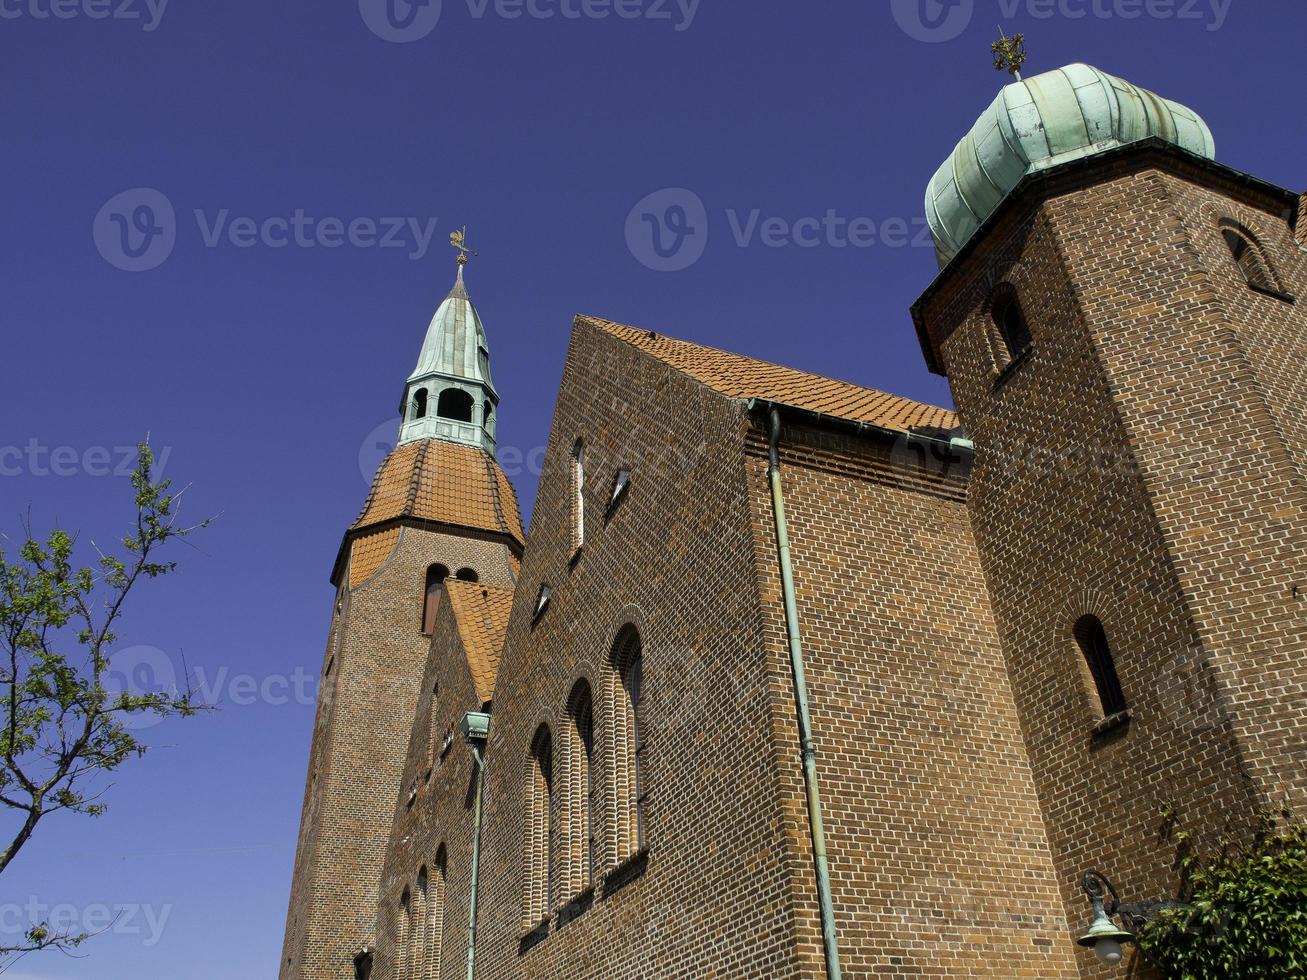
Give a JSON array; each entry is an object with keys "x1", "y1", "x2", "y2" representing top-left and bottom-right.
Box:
[
  {"x1": 444, "y1": 580, "x2": 514, "y2": 702},
  {"x1": 348, "y1": 526, "x2": 401, "y2": 588},
  {"x1": 354, "y1": 439, "x2": 525, "y2": 546},
  {"x1": 581, "y1": 315, "x2": 958, "y2": 436}
]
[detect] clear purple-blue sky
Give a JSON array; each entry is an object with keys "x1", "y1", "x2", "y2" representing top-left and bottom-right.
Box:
[{"x1": 1, "y1": 1, "x2": 1301, "y2": 976}]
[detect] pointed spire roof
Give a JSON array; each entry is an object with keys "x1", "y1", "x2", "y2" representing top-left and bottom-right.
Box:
[
  {"x1": 409, "y1": 262, "x2": 495, "y2": 390},
  {"x1": 398, "y1": 252, "x2": 500, "y2": 452}
]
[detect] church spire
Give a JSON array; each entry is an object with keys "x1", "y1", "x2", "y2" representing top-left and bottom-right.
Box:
[{"x1": 397, "y1": 233, "x2": 499, "y2": 452}]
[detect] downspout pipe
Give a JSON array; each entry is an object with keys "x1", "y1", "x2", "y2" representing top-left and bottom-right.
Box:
[
  {"x1": 460, "y1": 711, "x2": 491, "y2": 980},
  {"x1": 766, "y1": 407, "x2": 843, "y2": 980}
]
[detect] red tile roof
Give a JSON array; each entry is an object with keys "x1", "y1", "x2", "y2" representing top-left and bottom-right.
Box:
[
  {"x1": 581, "y1": 315, "x2": 958, "y2": 435},
  {"x1": 354, "y1": 439, "x2": 525, "y2": 545},
  {"x1": 444, "y1": 580, "x2": 514, "y2": 702}
]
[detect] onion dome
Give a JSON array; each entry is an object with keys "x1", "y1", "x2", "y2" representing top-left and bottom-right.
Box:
[{"x1": 925, "y1": 63, "x2": 1215, "y2": 267}]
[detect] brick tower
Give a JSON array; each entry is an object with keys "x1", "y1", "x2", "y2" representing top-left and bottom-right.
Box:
[
  {"x1": 913, "y1": 64, "x2": 1307, "y2": 977},
  {"x1": 279, "y1": 254, "x2": 524, "y2": 980}
]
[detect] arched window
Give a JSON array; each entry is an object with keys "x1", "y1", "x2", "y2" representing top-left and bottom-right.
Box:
[
  {"x1": 570, "y1": 442, "x2": 585, "y2": 555},
  {"x1": 1074, "y1": 615, "x2": 1128, "y2": 719},
  {"x1": 422, "y1": 565, "x2": 448, "y2": 635},
  {"x1": 455, "y1": 567, "x2": 478, "y2": 583},
  {"x1": 425, "y1": 847, "x2": 446, "y2": 978},
  {"x1": 564, "y1": 680, "x2": 595, "y2": 898},
  {"x1": 483, "y1": 402, "x2": 495, "y2": 437},
  {"x1": 412, "y1": 388, "x2": 428, "y2": 421},
  {"x1": 524, "y1": 725, "x2": 553, "y2": 928},
  {"x1": 396, "y1": 889, "x2": 412, "y2": 980},
  {"x1": 410, "y1": 869, "x2": 428, "y2": 980},
  {"x1": 991, "y1": 290, "x2": 1032, "y2": 364},
  {"x1": 609, "y1": 626, "x2": 645, "y2": 865},
  {"x1": 437, "y1": 388, "x2": 474, "y2": 423},
  {"x1": 1221, "y1": 223, "x2": 1281, "y2": 294},
  {"x1": 425, "y1": 681, "x2": 440, "y2": 776}
]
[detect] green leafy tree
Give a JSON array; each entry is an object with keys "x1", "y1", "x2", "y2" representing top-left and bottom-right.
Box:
[
  {"x1": 1139, "y1": 811, "x2": 1307, "y2": 978},
  {"x1": 0, "y1": 443, "x2": 210, "y2": 969}
]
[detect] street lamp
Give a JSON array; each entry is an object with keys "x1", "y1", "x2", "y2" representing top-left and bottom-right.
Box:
[
  {"x1": 1076, "y1": 870, "x2": 1184, "y2": 968},
  {"x1": 1077, "y1": 872, "x2": 1134, "y2": 965}
]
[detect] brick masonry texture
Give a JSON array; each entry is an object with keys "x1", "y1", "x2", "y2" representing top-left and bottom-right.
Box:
[
  {"x1": 280, "y1": 508, "x2": 522, "y2": 980},
  {"x1": 916, "y1": 146, "x2": 1306, "y2": 978},
  {"x1": 285, "y1": 144, "x2": 1306, "y2": 979}
]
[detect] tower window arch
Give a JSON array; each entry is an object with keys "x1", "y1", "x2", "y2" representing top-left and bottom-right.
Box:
[
  {"x1": 524, "y1": 724, "x2": 553, "y2": 927},
  {"x1": 437, "y1": 388, "x2": 474, "y2": 423},
  {"x1": 422, "y1": 565, "x2": 449, "y2": 635},
  {"x1": 564, "y1": 679, "x2": 596, "y2": 898},
  {"x1": 1074, "y1": 615, "x2": 1128, "y2": 719},
  {"x1": 455, "y1": 567, "x2": 478, "y2": 583},
  {"x1": 412, "y1": 388, "x2": 429, "y2": 421},
  {"x1": 483, "y1": 402, "x2": 495, "y2": 436},
  {"x1": 990, "y1": 289, "x2": 1032, "y2": 365},
  {"x1": 1220, "y1": 221, "x2": 1285, "y2": 297},
  {"x1": 609, "y1": 625, "x2": 645, "y2": 864}
]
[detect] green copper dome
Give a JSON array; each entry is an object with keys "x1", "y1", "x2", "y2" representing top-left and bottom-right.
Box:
[{"x1": 925, "y1": 63, "x2": 1215, "y2": 267}]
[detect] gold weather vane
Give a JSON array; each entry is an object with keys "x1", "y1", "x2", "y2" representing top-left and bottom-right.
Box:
[
  {"x1": 450, "y1": 225, "x2": 477, "y2": 265},
  {"x1": 992, "y1": 28, "x2": 1028, "y2": 80}
]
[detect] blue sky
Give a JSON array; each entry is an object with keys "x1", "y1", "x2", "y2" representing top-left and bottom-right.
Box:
[{"x1": 1, "y1": 1, "x2": 1302, "y2": 976}]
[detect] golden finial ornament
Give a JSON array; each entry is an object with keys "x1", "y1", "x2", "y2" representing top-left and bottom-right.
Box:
[
  {"x1": 449, "y1": 225, "x2": 477, "y2": 266},
  {"x1": 992, "y1": 28, "x2": 1028, "y2": 80}
]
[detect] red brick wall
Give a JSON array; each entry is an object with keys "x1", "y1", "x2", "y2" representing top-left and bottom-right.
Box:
[
  {"x1": 743, "y1": 419, "x2": 1079, "y2": 978},
  {"x1": 462, "y1": 318, "x2": 805, "y2": 979},
  {"x1": 280, "y1": 523, "x2": 518, "y2": 980},
  {"x1": 918, "y1": 153, "x2": 1307, "y2": 978}
]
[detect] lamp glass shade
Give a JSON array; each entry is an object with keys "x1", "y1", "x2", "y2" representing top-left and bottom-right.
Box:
[{"x1": 1094, "y1": 937, "x2": 1124, "y2": 965}]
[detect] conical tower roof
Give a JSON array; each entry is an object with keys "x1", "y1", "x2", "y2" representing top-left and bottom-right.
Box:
[{"x1": 398, "y1": 257, "x2": 499, "y2": 452}]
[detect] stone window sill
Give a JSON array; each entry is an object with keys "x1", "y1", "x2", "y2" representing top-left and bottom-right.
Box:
[
  {"x1": 601, "y1": 847, "x2": 649, "y2": 895},
  {"x1": 1248, "y1": 282, "x2": 1295, "y2": 304},
  {"x1": 1091, "y1": 708, "x2": 1131, "y2": 739},
  {"x1": 992, "y1": 345, "x2": 1034, "y2": 393}
]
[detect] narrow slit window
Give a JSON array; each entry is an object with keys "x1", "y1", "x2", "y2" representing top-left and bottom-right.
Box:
[
  {"x1": 533, "y1": 585, "x2": 551, "y2": 625},
  {"x1": 1074, "y1": 615, "x2": 1128, "y2": 719},
  {"x1": 422, "y1": 565, "x2": 449, "y2": 635},
  {"x1": 991, "y1": 292, "x2": 1032, "y2": 364},
  {"x1": 565, "y1": 680, "x2": 595, "y2": 898},
  {"x1": 571, "y1": 442, "x2": 586, "y2": 554},
  {"x1": 609, "y1": 626, "x2": 645, "y2": 865},
  {"x1": 524, "y1": 725, "x2": 553, "y2": 928},
  {"x1": 1222, "y1": 224, "x2": 1281, "y2": 295}
]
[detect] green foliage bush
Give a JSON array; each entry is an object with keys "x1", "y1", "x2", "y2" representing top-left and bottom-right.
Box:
[{"x1": 1138, "y1": 813, "x2": 1307, "y2": 979}]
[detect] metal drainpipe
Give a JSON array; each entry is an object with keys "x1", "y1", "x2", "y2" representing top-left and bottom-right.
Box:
[
  {"x1": 767, "y1": 407, "x2": 843, "y2": 980},
  {"x1": 461, "y1": 713, "x2": 490, "y2": 980}
]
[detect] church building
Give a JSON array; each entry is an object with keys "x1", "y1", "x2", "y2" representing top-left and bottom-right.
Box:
[{"x1": 280, "y1": 62, "x2": 1307, "y2": 979}]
